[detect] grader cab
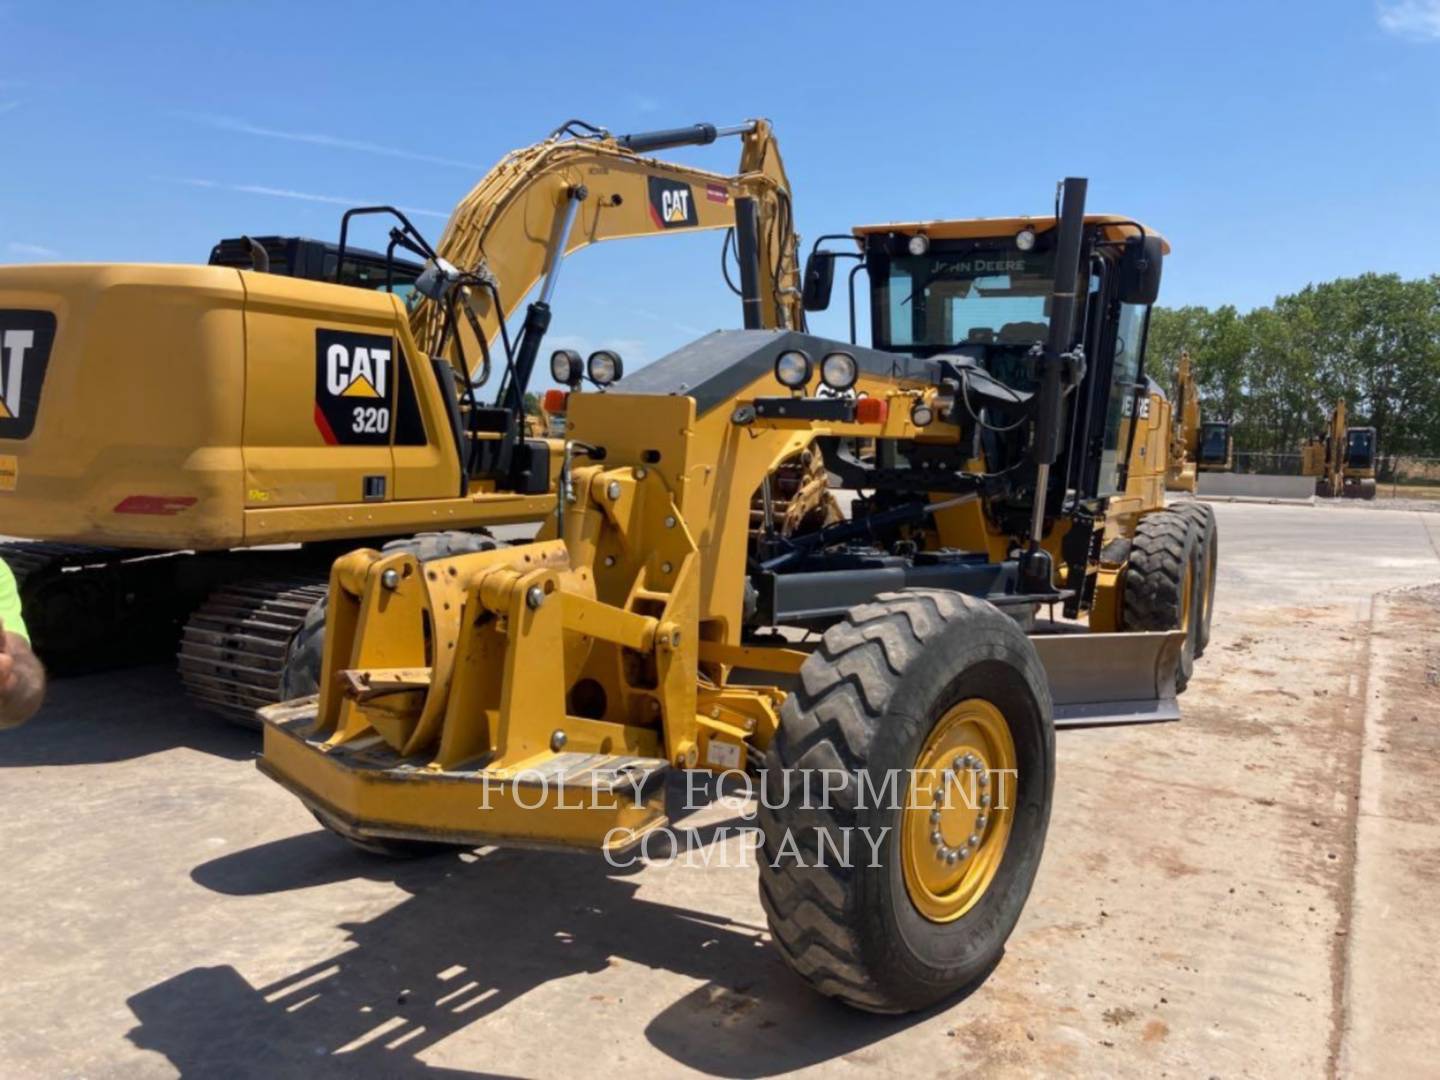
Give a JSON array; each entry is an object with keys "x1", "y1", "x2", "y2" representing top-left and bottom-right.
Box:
[{"x1": 259, "y1": 178, "x2": 1214, "y2": 1013}]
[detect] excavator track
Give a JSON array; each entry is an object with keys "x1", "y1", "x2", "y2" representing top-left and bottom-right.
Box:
[
  {"x1": 0, "y1": 540, "x2": 182, "y2": 671},
  {"x1": 177, "y1": 578, "x2": 329, "y2": 728}
]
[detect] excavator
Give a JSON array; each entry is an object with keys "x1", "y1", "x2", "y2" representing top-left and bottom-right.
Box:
[
  {"x1": 0, "y1": 118, "x2": 810, "y2": 723},
  {"x1": 1302, "y1": 398, "x2": 1378, "y2": 499},
  {"x1": 1165, "y1": 349, "x2": 1231, "y2": 492},
  {"x1": 257, "y1": 176, "x2": 1216, "y2": 1013}
]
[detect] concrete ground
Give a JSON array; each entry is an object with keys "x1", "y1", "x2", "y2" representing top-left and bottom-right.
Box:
[{"x1": 2, "y1": 502, "x2": 1438, "y2": 1078}]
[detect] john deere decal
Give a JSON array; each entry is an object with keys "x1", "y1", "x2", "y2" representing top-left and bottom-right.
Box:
[
  {"x1": 314, "y1": 329, "x2": 394, "y2": 446},
  {"x1": 647, "y1": 176, "x2": 698, "y2": 229},
  {"x1": 0, "y1": 310, "x2": 56, "y2": 442}
]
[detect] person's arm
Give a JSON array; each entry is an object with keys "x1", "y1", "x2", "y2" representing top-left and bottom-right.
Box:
[{"x1": 0, "y1": 621, "x2": 45, "y2": 729}]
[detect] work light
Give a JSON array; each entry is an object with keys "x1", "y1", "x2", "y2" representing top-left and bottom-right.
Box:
[
  {"x1": 820, "y1": 351, "x2": 858, "y2": 391},
  {"x1": 550, "y1": 349, "x2": 583, "y2": 387},
  {"x1": 587, "y1": 350, "x2": 624, "y2": 387},
  {"x1": 774, "y1": 349, "x2": 813, "y2": 389}
]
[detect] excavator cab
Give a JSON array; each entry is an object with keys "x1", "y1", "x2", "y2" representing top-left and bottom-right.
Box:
[
  {"x1": 1346, "y1": 426, "x2": 1377, "y2": 472},
  {"x1": 1197, "y1": 420, "x2": 1232, "y2": 470}
]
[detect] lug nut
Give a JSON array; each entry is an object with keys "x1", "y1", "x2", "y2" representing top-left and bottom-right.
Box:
[
  {"x1": 930, "y1": 830, "x2": 943, "y2": 846},
  {"x1": 968, "y1": 834, "x2": 980, "y2": 847},
  {"x1": 381, "y1": 568, "x2": 400, "y2": 590},
  {"x1": 550, "y1": 730, "x2": 567, "y2": 751},
  {"x1": 975, "y1": 815, "x2": 988, "y2": 830},
  {"x1": 945, "y1": 850, "x2": 959, "y2": 866},
  {"x1": 526, "y1": 586, "x2": 545, "y2": 609}
]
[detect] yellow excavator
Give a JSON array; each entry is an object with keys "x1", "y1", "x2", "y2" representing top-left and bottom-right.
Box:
[
  {"x1": 258, "y1": 177, "x2": 1215, "y2": 1013},
  {"x1": 1165, "y1": 348, "x2": 1231, "y2": 492},
  {"x1": 0, "y1": 119, "x2": 804, "y2": 722},
  {"x1": 1302, "y1": 398, "x2": 1378, "y2": 499}
]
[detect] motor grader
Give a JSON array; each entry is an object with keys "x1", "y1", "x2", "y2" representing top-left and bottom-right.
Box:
[
  {"x1": 259, "y1": 177, "x2": 1215, "y2": 1013},
  {"x1": 1302, "y1": 398, "x2": 1378, "y2": 499},
  {"x1": 0, "y1": 118, "x2": 808, "y2": 722}
]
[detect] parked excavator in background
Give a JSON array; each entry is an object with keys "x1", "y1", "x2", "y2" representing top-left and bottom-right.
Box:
[
  {"x1": 259, "y1": 176, "x2": 1216, "y2": 1014},
  {"x1": 1165, "y1": 349, "x2": 1230, "y2": 493},
  {"x1": 1302, "y1": 398, "x2": 1377, "y2": 499},
  {"x1": 0, "y1": 119, "x2": 806, "y2": 723}
]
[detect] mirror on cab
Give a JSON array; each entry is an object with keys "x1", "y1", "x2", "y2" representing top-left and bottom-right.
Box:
[
  {"x1": 1116, "y1": 234, "x2": 1164, "y2": 305},
  {"x1": 802, "y1": 250, "x2": 836, "y2": 311}
]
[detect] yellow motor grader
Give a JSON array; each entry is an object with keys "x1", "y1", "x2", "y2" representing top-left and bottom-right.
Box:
[
  {"x1": 259, "y1": 178, "x2": 1215, "y2": 1013},
  {"x1": 0, "y1": 119, "x2": 805, "y2": 721}
]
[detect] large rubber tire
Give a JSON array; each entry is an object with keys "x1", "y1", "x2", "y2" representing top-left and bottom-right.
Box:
[
  {"x1": 1121, "y1": 511, "x2": 1202, "y2": 692},
  {"x1": 756, "y1": 590, "x2": 1055, "y2": 1014},
  {"x1": 1170, "y1": 502, "x2": 1217, "y2": 658},
  {"x1": 278, "y1": 530, "x2": 502, "y2": 701}
]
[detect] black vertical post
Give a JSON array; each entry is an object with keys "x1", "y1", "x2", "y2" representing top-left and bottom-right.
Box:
[
  {"x1": 735, "y1": 197, "x2": 764, "y2": 330},
  {"x1": 1032, "y1": 177, "x2": 1088, "y2": 467}
]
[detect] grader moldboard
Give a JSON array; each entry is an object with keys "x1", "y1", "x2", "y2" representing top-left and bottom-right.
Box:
[{"x1": 259, "y1": 178, "x2": 1215, "y2": 1013}]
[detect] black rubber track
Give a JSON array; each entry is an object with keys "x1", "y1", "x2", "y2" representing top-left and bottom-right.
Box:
[
  {"x1": 1121, "y1": 510, "x2": 1201, "y2": 692},
  {"x1": 756, "y1": 589, "x2": 1054, "y2": 1013}
]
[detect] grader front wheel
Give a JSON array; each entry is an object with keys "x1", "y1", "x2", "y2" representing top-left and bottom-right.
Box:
[{"x1": 757, "y1": 590, "x2": 1055, "y2": 1014}]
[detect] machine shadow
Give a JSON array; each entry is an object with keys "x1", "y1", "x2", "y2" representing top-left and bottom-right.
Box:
[
  {"x1": 129, "y1": 832, "x2": 932, "y2": 1078},
  {"x1": 0, "y1": 664, "x2": 254, "y2": 767}
]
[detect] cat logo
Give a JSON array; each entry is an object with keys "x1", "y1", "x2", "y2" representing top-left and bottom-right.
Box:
[
  {"x1": 647, "y1": 176, "x2": 699, "y2": 229},
  {"x1": 0, "y1": 311, "x2": 56, "y2": 441},
  {"x1": 314, "y1": 329, "x2": 395, "y2": 446},
  {"x1": 325, "y1": 340, "x2": 389, "y2": 399}
]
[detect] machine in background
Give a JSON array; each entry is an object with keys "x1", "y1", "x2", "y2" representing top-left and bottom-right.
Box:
[{"x1": 1302, "y1": 399, "x2": 1378, "y2": 499}]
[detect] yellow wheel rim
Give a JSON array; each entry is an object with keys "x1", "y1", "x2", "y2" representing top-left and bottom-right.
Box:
[{"x1": 902, "y1": 698, "x2": 1017, "y2": 923}]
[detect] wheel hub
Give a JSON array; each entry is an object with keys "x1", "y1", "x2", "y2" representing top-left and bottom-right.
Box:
[{"x1": 902, "y1": 698, "x2": 1017, "y2": 922}]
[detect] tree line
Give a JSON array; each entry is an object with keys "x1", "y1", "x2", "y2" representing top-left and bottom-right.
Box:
[{"x1": 1145, "y1": 273, "x2": 1440, "y2": 459}]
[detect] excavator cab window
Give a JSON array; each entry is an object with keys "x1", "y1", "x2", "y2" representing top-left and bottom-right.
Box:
[
  {"x1": 208, "y1": 236, "x2": 423, "y2": 293},
  {"x1": 1199, "y1": 422, "x2": 1230, "y2": 464},
  {"x1": 1347, "y1": 427, "x2": 1376, "y2": 469}
]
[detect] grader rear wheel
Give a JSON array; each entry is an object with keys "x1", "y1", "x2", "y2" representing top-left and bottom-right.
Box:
[
  {"x1": 757, "y1": 590, "x2": 1055, "y2": 1013},
  {"x1": 1171, "y1": 502, "x2": 1218, "y2": 658},
  {"x1": 1121, "y1": 510, "x2": 1202, "y2": 692}
]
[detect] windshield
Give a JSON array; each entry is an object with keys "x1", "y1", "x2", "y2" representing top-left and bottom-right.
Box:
[
  {"x1": 875, "y1": 249, "x2": 1057, "y2": 353},
  {"x1": 1347, "y1": 428, "x2": 1374, "y2": 467},
  {"x1": 1200, "y1": 423, "x2": 1229, "y2": 461}
]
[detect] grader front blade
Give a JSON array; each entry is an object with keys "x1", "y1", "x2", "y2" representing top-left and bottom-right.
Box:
[{"x1": 1029, "y1": 628, "x2": 1186, "y2": 729}]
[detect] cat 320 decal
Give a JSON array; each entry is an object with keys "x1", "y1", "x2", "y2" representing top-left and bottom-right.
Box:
[{"x1": 314, "y1": 329, "x2": 395, "y2": 445}]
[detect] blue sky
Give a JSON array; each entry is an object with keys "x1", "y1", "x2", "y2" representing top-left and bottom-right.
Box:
[{"x1": 2, "y1": 1, "x2": 1438, "y2": 375}]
